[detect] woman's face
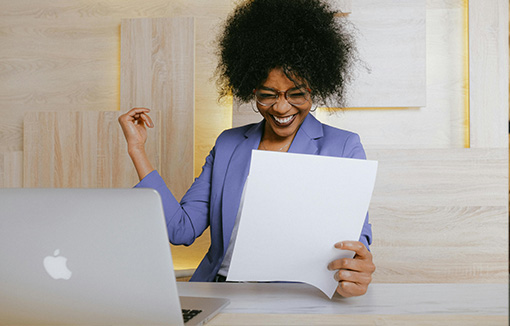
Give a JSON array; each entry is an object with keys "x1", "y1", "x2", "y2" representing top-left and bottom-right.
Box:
[{"x1": 256, "y1": 68, "x2": 312, "y2": 141}]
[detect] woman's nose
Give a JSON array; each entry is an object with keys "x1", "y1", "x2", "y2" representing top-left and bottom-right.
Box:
[{"x1": 272, "y1": 94, "x2": 292, "y2": 113}]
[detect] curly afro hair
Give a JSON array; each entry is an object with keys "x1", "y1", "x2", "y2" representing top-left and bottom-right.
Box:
[{"x1": 215, "y1": 0, "x2": 357, "y2": 107}]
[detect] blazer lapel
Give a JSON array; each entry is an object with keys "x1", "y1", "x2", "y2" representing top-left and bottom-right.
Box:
[
  {"x1": 221, "y1": 121, "x2": 263, "y2": 252},
  {"x1": 288, "y1": 113, "x2": 324, "y2": 155}
]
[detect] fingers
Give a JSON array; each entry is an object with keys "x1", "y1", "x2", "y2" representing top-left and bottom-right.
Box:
[
  {"x1": 118, "y1": 108, "x2": 155, "y2": 150},
  {"x1": 119, "y1": 108, "x2": 154, "y2": 128},
  {"x1": 332, "y1": 266, "x2": 373, "y2": 297},
  {"x1": 334, "y1": 268, "x2": 372, "y2": 284},
  {"x1": 327, "y1": 241, "x2": 374, "y2": 273},
  {"x1": 334, "y1": 241, "x2": 370, "y2": 259},
  {"x1": 335, "y1": 280, "x2": 367, "y2": 298},
  {"x1": 137, "y1": 111, "x2": 153, "y2": 128},
  {"x1": 328, "y1": 256, "x2": 368, "y2": 272}
]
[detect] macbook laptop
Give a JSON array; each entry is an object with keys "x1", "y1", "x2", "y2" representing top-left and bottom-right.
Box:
[{"x1": 0, "y1": 188, "x2": 229, "y2": 325}]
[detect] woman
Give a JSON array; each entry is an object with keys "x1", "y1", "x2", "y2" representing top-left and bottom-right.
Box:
[{"x1": 119, "y1": 0, "x2": 375, "y2": 298}]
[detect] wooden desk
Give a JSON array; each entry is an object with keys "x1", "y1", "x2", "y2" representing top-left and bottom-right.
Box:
[{"x1": 177, "y1": 282, "x2": 508, "y2": 325}]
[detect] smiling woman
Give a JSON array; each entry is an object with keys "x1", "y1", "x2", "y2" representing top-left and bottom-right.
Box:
[
  {"x1": 118, "y1": 0, "x2": 374, "y2": 298},
  {"x1": 254, "y1": 69, "x2": 312, "y2": 149}
]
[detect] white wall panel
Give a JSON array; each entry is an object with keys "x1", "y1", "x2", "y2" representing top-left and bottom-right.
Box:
[
  {"x1": 469, "y1": 0, "x2": 509, "y2": 148},
  {"x1": 316, "y1": 1, "x2": 466, "y2": 149},
  {"x1": 347, "y1": 0, "x2": 426, "y2": 108}
]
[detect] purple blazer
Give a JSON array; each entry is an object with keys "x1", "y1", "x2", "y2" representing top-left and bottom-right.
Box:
[{"x1": 135, "y1": 114, "x2": 372, "y2": 282}]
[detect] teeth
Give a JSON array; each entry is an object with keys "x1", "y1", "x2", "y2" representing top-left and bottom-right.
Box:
[{"x1": 273, "y1": 115, "x2": 294, "y2": 124}]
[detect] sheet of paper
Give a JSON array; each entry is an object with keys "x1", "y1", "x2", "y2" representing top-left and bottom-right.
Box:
[{"x1": 226, "y1": 150, "x2": 378, "y2": 299}]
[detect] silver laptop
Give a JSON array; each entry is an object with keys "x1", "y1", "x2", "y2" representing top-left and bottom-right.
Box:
[{"x1": 0, "y1": 188, "x2": 229, "y2": 326}]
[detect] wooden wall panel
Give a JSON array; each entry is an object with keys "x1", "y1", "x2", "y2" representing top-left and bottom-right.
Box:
[
  {"x1": 0, "y1": 151, "x2": 23, "y2": 188},
  {"x1": 347, "y1": 0, "x2": 426, "y2": 108},
  {"x1": 469, "y1": 0, "x2": 509, "y2": 148},
  {"x1": 121, "y1": 17, "x2": 210, "y2": 272},
  {"x1": 368, "y1": 148, "x2": 508, "y2": 283},
  {"x1": 0, "y1": 0, "x2": 233, "y2": 177},
  {"x1": 314, "y1": 1, "x2": 467, "y2": 149},
  {"x1": 0, "y1": 0, "x2": 480, "y2": 171},
  {"x1": 23, "y1": 111, "x2": 161, "y2": 188},
  {"x1": 369, "y1": 148, "x2": 507, "y2": 207},
  {"x1": 120, "y1": 17, "x2": 194, "y2": 201}
]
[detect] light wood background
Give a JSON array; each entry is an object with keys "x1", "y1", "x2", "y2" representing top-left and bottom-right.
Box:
[
  {"x1": 369, "y1": 148, "x2": 507, "y2": 282},
  {"x1": 120, "y1": 17, "x2": 194, "y2": 201},
  {"x1": 0, "y1": 0, "x2": 507, "y2": 283},
  {"x1": 23, "y1": 111, "x2": 161, "y2": 188}
]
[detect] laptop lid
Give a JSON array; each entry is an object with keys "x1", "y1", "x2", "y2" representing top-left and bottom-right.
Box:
[{"x1": 0, "y1": 188, "x2": 228, "y2": 326}]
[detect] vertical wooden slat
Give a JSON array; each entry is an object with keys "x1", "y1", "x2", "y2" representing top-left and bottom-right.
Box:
[
  {"x1": 24, "y1": 112, "x2": 55, "y2": 187},
  {"x1": 120, "y1": 18, "x2": 202, "y2": 271},
  {"x1": 120, "y1": 19, "x2": 153, "y2": 111},
  {"x1": 0, "y1": 151, "x2": 23, "y2": 188},
  {"x1": 468, "y1": 0, "x2": 509, "y2": 148},
  {"x1": 120, "y1": 17, "x2": 194, "y2": 201}
]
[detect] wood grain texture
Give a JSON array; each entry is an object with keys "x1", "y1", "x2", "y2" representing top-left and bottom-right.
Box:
[
  {"x1": 367, "y1": 148, "x2": 508, "y2": 283},
  {"x1": 120, "y1": 17, "x2": 211, "y2": 271},
  {"x1": 469, "y1": 0, "x2": 509, "y2": 148},
  {"x1": 23, "y1": 111, "x2": 161, "y2": 188},
  {"x1": 179, "y1": 282, "x2": 508, "y2": 324},
  {"x1": 120, "y1": 17, "x2": 194, "y2": 201},
  {"x1": 0, "y1": 0, "x2": 504, "y2": 165},
  {"x1": 209, "y1": 314, "x2": 508, "y2": 326},
  {"x1": 0, "y1": 151, "x2": 23, "y2": 188},
  {"x1": 347, "y1": 0, "x2": 426, "y2": 107},
  {"x1": 368, "y1": 148, "x2": 507, "y2": 207},
  {"x1": 370, "y1": 205, "x2": 507, "y2": 282},
  {"x1": 0, "y1": 0, "x2": 233, "y2": 174}
]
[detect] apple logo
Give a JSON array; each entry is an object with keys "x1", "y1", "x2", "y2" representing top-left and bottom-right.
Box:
[{"x1": 43, "y1": 249, "x2": 72, "y2": 280}]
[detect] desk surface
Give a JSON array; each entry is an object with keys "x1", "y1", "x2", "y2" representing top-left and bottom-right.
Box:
[{"x1": 178, "y1": 282, "x2": 508, "y2": 326}]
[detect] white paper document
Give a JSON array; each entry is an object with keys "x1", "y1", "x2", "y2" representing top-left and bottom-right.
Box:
[{"x1": 226, "y1": 150, "x2": 378, "y2": 299}]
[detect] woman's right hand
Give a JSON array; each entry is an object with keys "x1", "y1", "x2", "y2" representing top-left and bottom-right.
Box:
[
  {"x1": 118, "y1": 108, "x2": 156, "y2": 180},
  {"x1": 118, "y1": 108, "x2": 154, "y2": 153}
]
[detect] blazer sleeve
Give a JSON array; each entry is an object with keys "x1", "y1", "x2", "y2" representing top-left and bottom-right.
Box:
[
  {"x1": 135, "y1": 146, "x2": 216, "y2": 246},
  {"x1": 343, "y1": 133, "x2": 372, "y2": 250}
]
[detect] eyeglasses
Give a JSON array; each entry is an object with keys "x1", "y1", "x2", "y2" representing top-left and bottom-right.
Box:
[{"x1": 253, "y1": 87, "x2": 311, "y2": 107}]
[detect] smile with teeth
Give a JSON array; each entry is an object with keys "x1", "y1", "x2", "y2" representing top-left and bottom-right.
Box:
[{"x1": 272, "y1": 114, "x2": 296, "y2": 125}]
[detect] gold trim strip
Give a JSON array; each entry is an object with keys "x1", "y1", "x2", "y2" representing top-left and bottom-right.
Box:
[{"x1": 463, "y1": 0, "x2": 471, "y2": 148}]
